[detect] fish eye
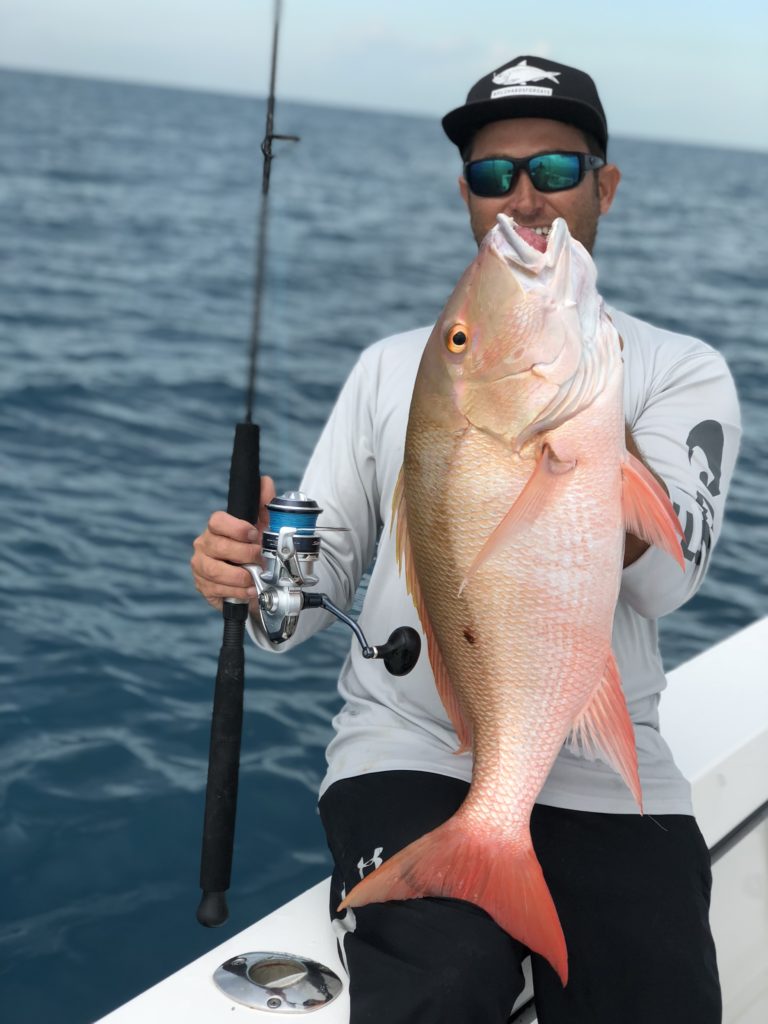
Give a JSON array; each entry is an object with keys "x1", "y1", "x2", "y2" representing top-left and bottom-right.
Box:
[{"x1": 445, "y1": 324, "x2": 469, "y2": 354}]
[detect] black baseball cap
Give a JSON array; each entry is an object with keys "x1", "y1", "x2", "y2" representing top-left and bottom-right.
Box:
[{"x1": 442, "y1": 56, "x2": 608, "y2": 158}]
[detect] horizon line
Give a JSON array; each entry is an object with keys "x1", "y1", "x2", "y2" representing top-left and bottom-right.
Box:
[{"x1": 1, "y1": 62, "x2": 766, "y2": 158}]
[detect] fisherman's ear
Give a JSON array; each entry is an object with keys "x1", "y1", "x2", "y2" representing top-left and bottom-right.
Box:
[
  {"x1": 458, "y1": 175, "x2": 470, "y2": 208},
  {"x1": 597, "y1": 164, "x2": 621, "y2": 215}
]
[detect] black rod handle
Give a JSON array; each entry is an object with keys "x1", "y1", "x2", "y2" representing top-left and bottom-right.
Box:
[
  {"x1": 197, "y1": 604, "x2": 247, "y2": 926},
  {"x1": 197, "y1": 423, "x2": 261, "y2": 926},
  {"x1": 227, "y1": 422, "x2": 261, "y2": 523}
]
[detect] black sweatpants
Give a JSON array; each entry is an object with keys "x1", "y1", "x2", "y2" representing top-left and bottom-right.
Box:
[{"x1": 319, "y1": 771, "x2": 721, "y2": 1024}]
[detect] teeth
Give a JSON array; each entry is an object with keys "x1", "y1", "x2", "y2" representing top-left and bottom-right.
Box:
[{"x1": 533, "y1": 226, "x2": 551, "y2": 236}]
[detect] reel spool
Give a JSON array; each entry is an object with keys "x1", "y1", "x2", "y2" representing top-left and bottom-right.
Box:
[{"x1": 262, "y1": 492, "x2": 322, "y2": 570}]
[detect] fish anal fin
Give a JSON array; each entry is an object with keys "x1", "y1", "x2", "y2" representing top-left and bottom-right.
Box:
[
  {"x1": 339, "y1": 818, "x2": 568, "y2": 986},
  {"x1": 459, "y1": 443, "x2": 574, "y2": 594},
  {"x1": 567, "y1": 650, "x2": 643, "y2": 811},
  {"x1": 392, "y1": 467, "x2": 472, "y2": 752},
  {"x1": 622, "y1": 453, "x2": 685, "y2": 569}
]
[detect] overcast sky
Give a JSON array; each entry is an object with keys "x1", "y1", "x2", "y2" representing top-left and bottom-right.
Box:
[{"x1": 1, "y1": 0, "x2": 766, "y2": 152}]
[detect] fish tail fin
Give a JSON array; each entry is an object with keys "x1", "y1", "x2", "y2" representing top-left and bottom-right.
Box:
[
  {"x1": 622, "y1": 452, "x2": 685, "y2": 569},
  {"x1": 338, "y1": 816, "x2": 568, "y2": 985}
]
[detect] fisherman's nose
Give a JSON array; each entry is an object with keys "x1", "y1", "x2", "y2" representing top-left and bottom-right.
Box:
[{"x1": 504, "y1": 170, "x2": 544, "y2": 218}]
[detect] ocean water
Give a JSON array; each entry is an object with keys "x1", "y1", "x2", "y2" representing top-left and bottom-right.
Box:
[{"x1": 0, "y1": 69, "x2": 766, "y2": 1023}]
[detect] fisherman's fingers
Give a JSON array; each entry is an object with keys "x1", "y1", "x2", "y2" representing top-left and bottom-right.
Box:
[
  {"x1": 206, "y1": 509, "x2": 263, "y2": 542},
  {"x1": 191, "y1": 476, "x2": 275, "y2": 609},
  {"x1": 190, "y1": 556, "x2": 257, "y2": 610},
  {"x1": 195, "y1": 528, "x2": 264, "y2": 566}
]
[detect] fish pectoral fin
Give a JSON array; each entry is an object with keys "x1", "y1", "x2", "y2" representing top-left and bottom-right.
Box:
[
  {"x1": 566, "y1": 650, "x2": 643, "y2": 811},
  {"x1": 621, "y1": 452, "x2": 685, "y2": 569},
  {"x1": 459, "y1": 444, "x2": 574, "y2": 593},
  {"x1": 392, "y1": 466, "x2": 473, "y2": 752}
]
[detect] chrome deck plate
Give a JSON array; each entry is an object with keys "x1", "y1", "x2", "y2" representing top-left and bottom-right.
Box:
[{"x1": 213, "y1": 951, "x2": 343, "y2": 1013}]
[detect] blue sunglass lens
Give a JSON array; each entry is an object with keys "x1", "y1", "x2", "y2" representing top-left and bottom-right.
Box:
[
  {"x1": 528, "y1": 153, "x2": 581, "y2": 191},
  {"x1": 466, "y1": 159, "x2": 517, "y2": 197}
]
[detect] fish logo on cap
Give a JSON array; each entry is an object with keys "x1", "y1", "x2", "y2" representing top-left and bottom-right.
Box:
[{"x1": 492, "y1": 59, "x2": 561, "y2": 88}]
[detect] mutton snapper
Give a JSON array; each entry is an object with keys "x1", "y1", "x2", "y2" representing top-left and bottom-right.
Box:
[{"x1": 339, "y1": 214, "x2": 684, "y2": 984}]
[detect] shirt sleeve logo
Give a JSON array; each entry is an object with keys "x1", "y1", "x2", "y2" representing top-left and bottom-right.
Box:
[{"x1": 673, "y1": 419, "x2": 725, "y2": 564}]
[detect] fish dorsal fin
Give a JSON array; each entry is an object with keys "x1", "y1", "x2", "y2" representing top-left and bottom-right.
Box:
[
  {"x1": 621, "y1": 453, "x2": 685, "y2": 568},
  {"x1": 392, "y1": 468, "x2": 472, "y2": 752},
  {"x1": 567, "y1": 649, "x2": 643, "y2": 811}
]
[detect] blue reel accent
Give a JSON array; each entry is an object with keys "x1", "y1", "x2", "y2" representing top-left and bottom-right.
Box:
[{"x1": 268, "y1": 510, "x2": 319, "y2": 534}]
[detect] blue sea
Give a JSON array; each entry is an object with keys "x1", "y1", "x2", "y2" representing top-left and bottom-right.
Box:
[{"x1": 0, "y1": 69, "x2": 766, "y2": 1023}]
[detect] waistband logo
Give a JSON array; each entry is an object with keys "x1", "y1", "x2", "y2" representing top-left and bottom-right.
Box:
[{"x1": 357, "y1": 847, "x2": 384, "y2": 878}]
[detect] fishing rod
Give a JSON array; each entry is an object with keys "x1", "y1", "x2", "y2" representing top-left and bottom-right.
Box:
[
  {"x1": 196, "y1": 0, "x2": 298, "y2": 929},
  {"x1": 197, "y1": 0, "x2": 420, "y2": 929}
]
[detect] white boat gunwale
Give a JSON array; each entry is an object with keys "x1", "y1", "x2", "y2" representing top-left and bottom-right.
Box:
[{"x1": 94, "y1": 616, "x2": 768, "y2": 1024}]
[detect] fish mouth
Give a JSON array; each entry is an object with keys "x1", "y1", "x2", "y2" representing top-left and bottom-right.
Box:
[{"x1": 493, "y1": 214, "x2": 569, "y2": 268}]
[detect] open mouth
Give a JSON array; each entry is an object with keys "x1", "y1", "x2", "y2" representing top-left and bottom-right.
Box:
[
  {"x1": 514, "y1": 224, "x2": 551, "y2": 253},
  {"x1": 493, "y1": 214, "x2": 565, "y2": 266}
]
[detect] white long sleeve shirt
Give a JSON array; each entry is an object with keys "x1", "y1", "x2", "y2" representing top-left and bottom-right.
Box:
[{"x1": 250, "y1": 308, "x2": 741, "y2": 814}]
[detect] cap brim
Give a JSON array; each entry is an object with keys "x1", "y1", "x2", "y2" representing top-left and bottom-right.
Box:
[{"x1": 442, "y1": 96, "x2": 607, "y2": 155}]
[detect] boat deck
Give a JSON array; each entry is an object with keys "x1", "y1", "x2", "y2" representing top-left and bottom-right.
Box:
[{"x1": 96, "y1": 617, "x2": 768, "y2": 1023}]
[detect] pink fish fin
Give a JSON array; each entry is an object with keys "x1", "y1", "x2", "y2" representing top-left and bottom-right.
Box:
[
  {"x1": 621, "y1": 452, "x2": 685, "y2": 569},
  {"x1": 391, "y1": 467, "x2": 472, "y2": 752},
  {"x1": 459, "y1": 443, "x2": 575, "y2": 594},
  {"x1": 421, "y1": 600, "x2": 473, "y2": 754},
  {"x1": 338, "y1": 817, "x2": 568, "y2": 986},
  {"x1": 566, "y1": 650, "x2": 643, "y2": 812},
  {"x1": 413, "y1": 599, "x2": 472, "y2": 752},
  {"x1": 391, "y1": 466, "x2": 407, "y2": 569}
]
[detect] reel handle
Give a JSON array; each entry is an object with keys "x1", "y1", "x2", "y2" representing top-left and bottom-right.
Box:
[
  {"x1": 301, "y1": 594, "x2": 420, "y2": 676},
  {"x1": 371, "y1": 627, "x2": 421, "y2": 676}
]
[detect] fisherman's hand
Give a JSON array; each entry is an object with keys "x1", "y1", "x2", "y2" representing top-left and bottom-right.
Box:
[{"x1": 190, "y1": 476, "x2": 277, "y2": 611}]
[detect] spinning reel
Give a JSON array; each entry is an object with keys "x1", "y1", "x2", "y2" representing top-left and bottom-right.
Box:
[{"x1": 244, "y1": 492, "x2": 421, "y2": 676}]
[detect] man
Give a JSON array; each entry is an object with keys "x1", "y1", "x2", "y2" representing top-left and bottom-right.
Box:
[{"x1": 191, "y1": 57, "x2": 740, "y2": 1023}]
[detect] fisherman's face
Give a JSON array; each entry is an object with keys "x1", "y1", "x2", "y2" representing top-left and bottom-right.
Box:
[{"x1": 459, "y1": 118, "x2": 621, "y2": 253}]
